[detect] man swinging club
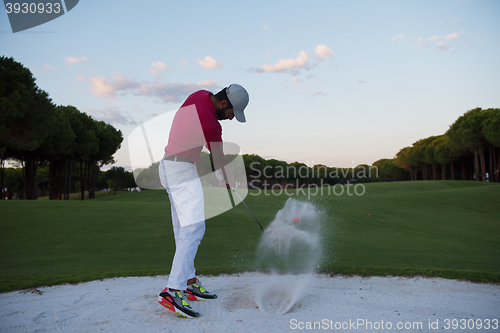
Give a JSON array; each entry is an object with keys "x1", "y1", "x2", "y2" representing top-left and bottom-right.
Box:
[{"x1": 157, "y1": 84, "x2": 249, "y2": 318}]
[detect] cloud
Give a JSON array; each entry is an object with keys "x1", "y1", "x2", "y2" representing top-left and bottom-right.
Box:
[
  {"x1": 88, "y1": 75, "x2": 141, "y2": 98},
  {"x1": 197, "y1": 56, "x2": 224, "y2": 69},
  {"x1": 42, "y1": 64, "x2": 58, "y2": 71},
  {"x1": 292, "y1": 78, "x2": 300, "y2": 83},
  {"x1": 139, "y1": 80, "x2": 219, "y2": 103},
  {"x1": 315, "y1": 45, "x2": 333, "y2": 58},
  {"x1": 391, "y1": 34, "x2": 405, "y2": 42},
  {"x1": 84, "y1": 105, "x2": 137, "y2": 126},
  {"x1": 311, "y1": 90, "x2": 327, "y2": 97},
  {"x1": 179, "y1": 60, "x2": 189, "y2": 70},
  {"x1": 396, "y1": 32, "x2": 463, "y2": 51},
  {"x1": 255, "y1": 51, "x2": 310, "y2": 73},
  {"x1": 313, "y1": 45, "x2": 333, "y2": 66},
  {"x1": 356, "y1": 80, "x2": 366, "y2": 84},
  {"x1": 65, "y1": 56, "x2": 88, "y2": 66},
  {"x1": 81, "y1": 73, "x2": 219, "y2": 103},
  {"x1": 263, "y1": 24, "x2": 269, "y2": 30},
  {"x1": 445, "y1": 32, "x2": 460, "y2": 40},
  {"x1": 149, "y1": 61, "x2": 169, "y2": 77},
  {"x1": 413, "y1": 37, "x2": 430, "y2": 49},
  {"x1": 252, "y1": 44, "x2": 332, "y2": 78},
  {"x1": 437, "y1": 42, "x2": 452, "y2": 51}
]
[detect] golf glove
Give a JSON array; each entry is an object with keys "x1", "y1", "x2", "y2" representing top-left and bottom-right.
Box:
[{"x1": 215, "y1": 169, "x2": 224, "y2": 181}]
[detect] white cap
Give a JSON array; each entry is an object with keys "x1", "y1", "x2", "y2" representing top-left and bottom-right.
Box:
[{"x1": 226, "y1": 84, "x2": 249, "y2": 122}]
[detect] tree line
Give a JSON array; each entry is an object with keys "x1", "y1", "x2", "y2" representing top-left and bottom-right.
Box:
[
  {"x1": 2, "y1": 165, "x2": 137, "y2": 200},
  {"x1": 133, "y1": 151, "x2": 376, "y2": 191},
  {"x1": 1, "y1": 56, "x2": 124, "y2": 200},
  {"x1": 375, "y1": 108, "x2": 500, "y2": 182},
  {"x1": 90, "y1": 106, "x2": 500, "y2": 194},
  {"x1": 242, "y1": 108, "x2": 499, "y2": 186}
]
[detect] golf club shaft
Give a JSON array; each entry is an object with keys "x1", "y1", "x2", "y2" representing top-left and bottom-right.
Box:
[
  {"x1": 230, "y1": 188, "x2": 265, "y2": 232},
  {"x1": 209, "y1": 151, "x2": 263, "y2": 232}
]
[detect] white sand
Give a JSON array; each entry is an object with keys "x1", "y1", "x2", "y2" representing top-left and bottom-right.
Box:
[{"x1": 1, "y1": 273, "x2": 498, "y2": 332}]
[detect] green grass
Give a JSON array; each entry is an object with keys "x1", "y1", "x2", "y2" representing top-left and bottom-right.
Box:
[
  {"x1": 315, "y1": 181, "x2": 500, "y2": 282},
  {"x1": 0, "y1": 181, "x2": 499, "y2": 292}
]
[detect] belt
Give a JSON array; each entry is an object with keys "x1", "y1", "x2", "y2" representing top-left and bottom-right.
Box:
[{"x1": 163, "y1": 155, "x2": 195, "y2": 164}]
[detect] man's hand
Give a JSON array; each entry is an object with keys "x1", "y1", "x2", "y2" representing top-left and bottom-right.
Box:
[
  {"x1": 215, "y1": 167, "x2": 235, "y2": 189},
  {"x1": 210, "y1": 145, "x2": 236, "y2": 188}
]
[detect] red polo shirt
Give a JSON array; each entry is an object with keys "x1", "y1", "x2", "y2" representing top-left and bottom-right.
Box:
[{"x1": 164, "y1": 90, "x2": 222, "y2": 163}]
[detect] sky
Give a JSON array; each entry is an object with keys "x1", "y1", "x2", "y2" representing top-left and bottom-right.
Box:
[{"x1": 2, "y1": 0, "x2": 500, "y2": 170}]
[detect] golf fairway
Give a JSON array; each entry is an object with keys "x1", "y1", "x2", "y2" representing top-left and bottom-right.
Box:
[{"x1": 0, "y1": 180, "x2": 499, "y2": 292}]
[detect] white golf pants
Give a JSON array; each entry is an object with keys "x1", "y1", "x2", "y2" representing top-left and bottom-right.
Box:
[{"x1": 159, "y1": 159, "x2": 206, "y2": 291}]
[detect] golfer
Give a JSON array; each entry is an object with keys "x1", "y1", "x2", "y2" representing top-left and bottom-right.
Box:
[{"x1": 157, "y1": 84, "x2": 249, "y2": 318}]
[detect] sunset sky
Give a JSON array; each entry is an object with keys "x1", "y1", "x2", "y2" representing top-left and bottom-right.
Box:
[{"x1": 2, "y1": 0, "x2": 499, "y2": 169}]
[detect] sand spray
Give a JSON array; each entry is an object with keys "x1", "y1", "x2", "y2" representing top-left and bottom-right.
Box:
[{"x1": 254, "y1": 198, "x2": 323, "y2": 315}]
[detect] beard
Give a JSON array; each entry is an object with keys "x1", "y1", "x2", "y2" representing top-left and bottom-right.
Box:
[{"x1": 217, "y1": 106, "x2": 230, "y2": 120}]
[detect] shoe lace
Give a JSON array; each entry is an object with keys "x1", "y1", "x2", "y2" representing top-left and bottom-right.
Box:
[
  {"x1": 191, "y1": 279, "x2": 207, "y2": 293},
  {"x1": 175, "y1": 291, "x2": 191, "y2": 307}
]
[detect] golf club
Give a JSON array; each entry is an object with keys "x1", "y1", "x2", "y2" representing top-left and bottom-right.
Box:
[{"x1": 230, "y1": 187, "x2": 266, "y2": 233}]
